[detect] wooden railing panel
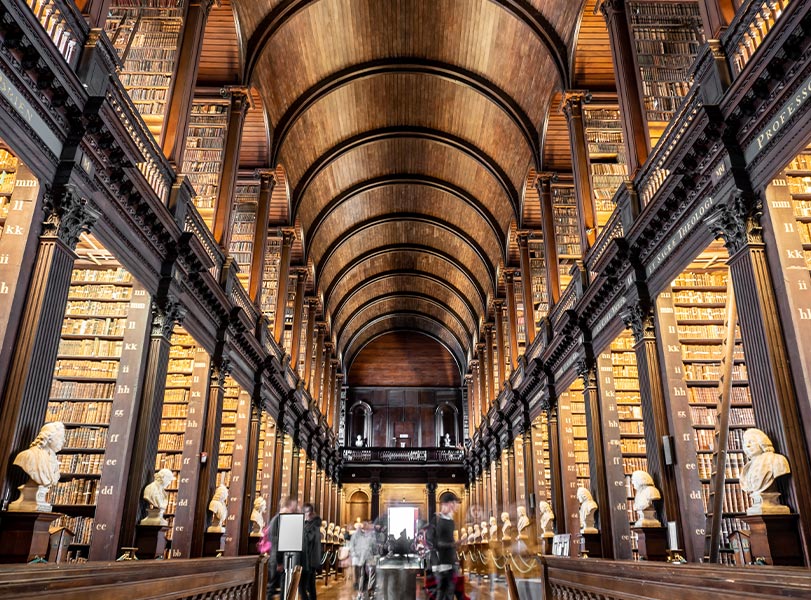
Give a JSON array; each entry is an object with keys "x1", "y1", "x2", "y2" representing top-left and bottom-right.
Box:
[{"x1": 0, "y1": 556, "x2": 267, "y2": 600}]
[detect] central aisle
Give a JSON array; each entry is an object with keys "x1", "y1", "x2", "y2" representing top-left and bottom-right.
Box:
[{"x1": 309, "y1": 571, "x2": 510, "y2": 600}]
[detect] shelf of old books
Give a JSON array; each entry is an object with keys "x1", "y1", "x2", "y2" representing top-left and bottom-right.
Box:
[
  {"x1": 45, "y1": 237, "x2": 148, "y2": 558},
  {"x1": 217, "y1": 377, "x2": 241, "y2": 491},
  {"x1": 281, "y1": 274, "x2": 297, "y2": 355},
  {"x1": 527, "y1": 237, "x2": 549, "y2": 326},
  {"x1": 104, "y1": 0, "x2": 184, "y2": 141},
  {"x1": 181, "y1": 99, "x2": 229, "y2": 231},
  {"x1": 552, "y1": 185, "x2": 582, "y2": 291},
  {"x1": 260, "y1": 234, "x2": 283, "y2": 328},
  {"x1": 784, "y1": 147, "x2": 811, "y2": 270},
  {"x1": 0, "y1": 147, "x2": 18, "y2": 234},
  {"x1": 667, "y1": 243, "x2": 755, "y2": 550},
  {"x1": 280, "y1": 433, "x2": 293, "y2": 496},
  {"x1": 296, "y1": 299, "x2": 311, "y2": 374},
  {"x1": 512, "y1": 273, "x2": 528, "y2": 356},
  {"x1": 228, "y1": 180, "x2": 260, "y2": 290},
  {"x1": 531, "y1": 415, "x2": 551, "y2": 504},
  {"x1": 583, "y1": 104, "x2": 627, "y2": 230},
  {"x1": 557, "y1": 380, "x2": 589, "y2": 542},
  {"x1": 627, "y1": 1, "x2": 704, "y2": 145}
]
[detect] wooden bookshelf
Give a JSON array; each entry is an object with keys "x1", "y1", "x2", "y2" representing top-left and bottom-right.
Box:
[
  {"x1": 280, "y1": 433, "x2": 293, "y2": 498},
  {"x1": 281, "y1": 275, "x2": 297, "y2": 355},
  {"x1": 584, "y1": 105, "x2": 627, "y2": 229},
  {"x1": 627, "y1": 1, "x2": 704, "y2": 145},
  {"x1": 557, "y1": 382, "x2": 588, "y2": 552},
  {"x1": 228, "y1": 181, "x2": 260, "y2": 290},
  {"x1": 181, "y1": 99, "x2": 230, "y2": 231},
  {"x1": 668, "y1": 244, "x2": 755, "y2": 557},
  {"x1": 512, "y1": 274, "x2": 528, "y2": 354},
  {"x1": 0, "y1": 148, "x2": 18, "y2": 234},
  {"x1": 531, "y1": 415, "x2": 551, "y2": 503},
  {"x1": 224, "y1": 389, "x2": 252, "y2": 554},
  {"x1": 218, "y1": 377, "x2": 241, "y2": 491},
  {"x1": 297, "y1": 302, "x2": 310, "y2": 375},
  {"x1": 260, "y1": 234, "x2": 283, "y2": 329},
  {"x1": 45, "y1": 261, "x2": 137, "y2": 557},
  {"x1": 104, "y1": 0, "x2": 184, "y2": 141},
  {"x1": 528, "y1": 238, "x2": 549, "y2": 326},
  {"x1": 784, "y1": 148, "x2": 811, "y2": 271},
  {"x1": 154, "y1": 330, "x2": 198, "y2": 540},
  {"x1": 552, "y1": 185, "x2": 582, "y2": 291}
]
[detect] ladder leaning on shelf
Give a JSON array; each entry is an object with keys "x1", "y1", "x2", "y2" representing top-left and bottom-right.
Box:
[{"x1": 704, "y1": 275, "x2": 738, "y2": 562}]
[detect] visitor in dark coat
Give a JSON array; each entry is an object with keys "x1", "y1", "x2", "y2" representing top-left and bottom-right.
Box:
[{"x1": 299, "y1": 503, "x2": 323, "y2": 600}]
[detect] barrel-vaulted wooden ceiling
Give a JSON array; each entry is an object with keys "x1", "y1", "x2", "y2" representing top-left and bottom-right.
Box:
[{"x1": 217, "y1": 0, "x2": 614, "y2": 374}]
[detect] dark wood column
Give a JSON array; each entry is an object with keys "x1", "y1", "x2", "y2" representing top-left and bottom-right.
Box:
[
  {"x1": 313, "y1": 465, "x2": 323, "y2": 516},
  {"x1": 476, "y1": 347, "x2": 487, "y2": 425},
  {"x1": 269, "y1": 424, "x2": 287, "y2": 517},
  {"x1": 311, "y1": 324, "x2": 326, "y2": 399},
  {"x1": 516, "y1": 233, "x2": 537, "y2": 341},
  {"x1": 290, "y1": 440, "x2": 301, "y2": 498},
  {"x1": 521, "y1": 428, "x2": 538, "y2": 540},
  {"x1": 494, "y1": 448, "x2": 504, "y2": 512},
  {"x1": 698, "y1": 0, "x2": 735, "y2": 38},
  {"x1": 326, "y1": 360, "x2": 338, "y2": 427},
  {"x1": 370, "y1": 481, "x2": 381, "y2": 521},
  {"x1": 273, "y1": 230, "x2": 296, "y2": 342},
  {"x1": 224, "y1": 390, "x2": 252, "y2": 556},
  {"x1": 427, "y1": 481, "x2": 438, "y2": 521},
  {"x1": 546, "y1": 405, "x2": 564, "y2": 537},
  {"x1": 600, "y1": 0, "x2": 650, "y2": 175},
  {"x1": 161, "y1": 0, "x2": 215, "y2": 166},
  {"x1": 289, "y1": 268, "x2": 308, "y2": 370},
  {"x1": 76, "y1": 0, "x2": 112, "y2": 28},
  {"x1": 302, "y1": 456, "x2": 313, "y2": 502},
  {"x1": 578, "y1": 359, "x2": 616, "y2": 559},
  {"x1": 320, "y1": 342, "x2": 333, "y2": 414},
  {"x1": 191, "y1": 360, "x2": 229, "y2": 557},
  {"x1": 119, "y1": 301, "x2": 183, "y2": 550},
  {"x1": 504, "y1": 270, "x2": 520, "y2": 370},
  {"x1": 621, "y1": 303, "x2": 693, "y2": 556},
  {"x1": 469, "y1": 361, "x2": 480, "y2": 432},
  {"x1": 239, "y1": 398, "x2": 263, "y2": 555},
  {"x1": 506, "y1": 441, "x2": 517, "y2": 508},
  {"x1": 249, "y1": 171, "x2": 275, "y2": 306},
  {"x1": 535, "y1": 175, "x2": 561, "y2": 304},
  {"x1": 464, "y1": 374, "x2": 474, "y2": 440},
  {"x1": 708, "y1": 196, "x2": 811, "y2": 563},
  {"x1": 562, "y1": 90, "x2": 597, "y2": 249},
  {"x1": 213, "y1": 89, "x2": 251, "y2": 248},
  {"x1": 484, "y1": 325, "x2": 495, "y2": 408},
  {"x1": 0, "y1": 188, "x2": 97, "y2": 499},
  {"x1": 493, "y1": 300, "x2": 507, "y2": 385}
]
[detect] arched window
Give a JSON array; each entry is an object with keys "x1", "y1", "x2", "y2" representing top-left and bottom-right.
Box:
[
  {"x1": 435, "y1": 403, "x2": 459, "y2": 447},
  {"x1": 349, "y1": 401, "x2": 373, "y2": 446}
]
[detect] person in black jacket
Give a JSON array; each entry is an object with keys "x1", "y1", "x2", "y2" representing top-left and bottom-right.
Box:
[
  {"x1": 427, "y1": 491, "x2": 461, "y2": 600},
  {"x1": 299, "y1": 503, "x2": 322, "y2": 600},
  {"x1": 267, "y1": 496, "x2": 299, "y2": 600}
]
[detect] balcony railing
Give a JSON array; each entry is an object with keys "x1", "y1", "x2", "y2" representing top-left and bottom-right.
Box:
[{"x1": 342, "y1": 447, "x2": 465, "y2": 463}]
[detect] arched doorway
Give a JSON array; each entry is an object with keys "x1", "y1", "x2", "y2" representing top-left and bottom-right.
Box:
[{"x1": 347, "y1": 489, "x2": 370, "y2": 525}]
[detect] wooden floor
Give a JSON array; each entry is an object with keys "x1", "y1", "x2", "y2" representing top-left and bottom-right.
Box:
[{"x1": 312, "y1": 571, "x2": 509, "y2": 600}]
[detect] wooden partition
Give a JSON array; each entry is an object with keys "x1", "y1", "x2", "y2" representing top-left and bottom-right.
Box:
[
  {"x1": 0, "y1": 556, "x2": 267, "y2": 599},
  {"x1": 530, "y1": 556, "x2": 811, "y2": 599}
]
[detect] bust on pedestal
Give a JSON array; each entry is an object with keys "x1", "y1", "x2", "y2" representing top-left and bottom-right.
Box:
[
  {"x1": 500, "y1": 512, "x2": 512, "y2": 541},
  {"x1": 538, "y1": 501, "x2": 555, "y2": 555},
  {"x1": 479, "y1": 521, "x2": 489, "y2": 543},
  {"x1": 1, "y1": 422, "x2": 65, "y2": 563},
  {"x1": 204, "y1": 484, "x2": 228, "y2": 556},
  {"x1": 516, "y1": 506, "x2": 530, "y2": 540},
  {"x1": 135, "y1": 468, "x2": 174, "y2": 559},
  {"x1": 630, "y1": 470, "x2": 667, "y2": 561},
  {"x1": 577, "y1": 488, "x2": 601, "y2": 558},
  {"x1": 250, "y1": 496, "x2": 267, "y2": 535},
  {"x1": 739, "y1": 428, "x2": 802, "y2": 565},
  {"x1": 488, "y1": 516, "x2": 498, "y2": 542}
]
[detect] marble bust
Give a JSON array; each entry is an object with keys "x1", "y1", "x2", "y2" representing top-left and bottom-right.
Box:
[
  {"x1": 488, "y1": 516, "x2": 498, "y2": 541},
  {"x1": 207, "y1": 484, "x2": 229, "y2": 532},
  {"x1": 443, "y1": 433, "x2": 452, "y2": 447},
  {"x1": 576, "y1": 488, "x2": 598, "y2": 534},
  {"x1": 516, "y1": 506, "x2": 530, "y2": 539},
  {"x1": 472, "y1": 523, "x2": 481, "y2": 541},
  {"x1": 538, "y1": 501, "x2": 555, "y2": 536},
  {"x1": 479, "y1": 521, "x2": 489, "y2": 543},
  {"x1": 631, "y1": 470, "x2": 662, "y2": 527},
  {"x1": 140, "y1": 468, "x2": 174, "y2": 525},
  {"x1": 320, "y1": 521, "x2": 327, "y2": 541},
  {"x1": 460, "y1": 526, "x2": 468, "y2": 544},
  {"x1": 355, "y1": 434, "x2": 364, "y2": 447},
  {"x1": 740, "y1": 428, "x2": 791, "y2": 514},
  {"x1": 9, "y1": 421, "x2": 65, "y2": 512},
  {"x1": 250, "y1": 496, "x2": 267, "y2": 535},
  {"x1": 467, "y1": 524, "x2": 476, "y2": 542},
  {"x1": 500, "y1": 511, "x2": 512, "y2": 541},
  {"x1": 327, "y1": 522, "x2": 335, "y2": 541}
]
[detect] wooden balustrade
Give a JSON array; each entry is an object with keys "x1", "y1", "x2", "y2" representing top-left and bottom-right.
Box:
[{"x1": 0, "y1": 556, "x2": 268, "y2": 600}]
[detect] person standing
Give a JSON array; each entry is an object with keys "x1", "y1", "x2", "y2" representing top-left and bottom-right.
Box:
[
  {"x1": 349, "y1": 520, "x2": 376, "y2": 600},
  {"x1": 299, "y1": 503, "x2": 322, "y2": 600},
  {"x1": 267, "y1": 496, "x2": 299, "y2": 600},
  {"x1": 428, "y1": 491, "x2": 461, "y2": 600}
]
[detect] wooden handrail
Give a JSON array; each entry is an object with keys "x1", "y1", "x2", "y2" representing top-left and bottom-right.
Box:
[
  {"x1": 0, "y1": 556, "x2": 268, "y2": 600},
  {"x1": 533, "y1": 556, "x2": 811, "y2": 599}
]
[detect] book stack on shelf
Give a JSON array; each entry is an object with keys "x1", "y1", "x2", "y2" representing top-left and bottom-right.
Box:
[
  {"x1": 609, "y1": 331, "x2": 646, "y2": 551},
  {"x1": 0, "y1": 148, "x2": 18, "y2": 236},
  {"x1": 45, "y1": 262, "x2": 134, "y2": 557},
  {"x1": 181, "y1": 100, "x2": 229, "y2": 230},
  {"x1": 501, "y1": 304, "x2": 512, "y2": 377},
  {"x1": 583, "y1": 105, "x2": 627, "y2": 229},
  {"x1": 511, "y1": 273, "x2": 528, "y2": 354},
  {"x1": 217, "y1": 378, "x2": 241, "y2": 490},
  {"x1": 260, "y1": 235, "x2": 283, "y2": 328},
  {"x1": 670, "y1": 246, "x2": 755, "y2": 551},
  {"x1": 297, "y1": 300, "x2": 310, "y2": 374},
  {"x1": 527, "y1": 238, "x2": 549, "y2": 326},
  {"x1": 531, "y1": 414, "x2": 551, "y2": 503},
  {"x1": 104, "y1": 0, "x2": 183, "y2": 141},
  {"x1": 784, "y1": 148, "x2": 811, "y2": 270},
  {"x1": 280, "y1": 434, "x2": 293, "y2": 496},
  {"x1": 627, "y1": 1, "x2": 704, "y2": 145},
  {"x1": 281, "y1": 275, "x2": 297, "y2": 355},
  {"x1": 551, "y1": 185, "x2": 582, "y2": 291},
  {"x1": 155, "y1": 329, "x2": 198, "y2": 539},
  {"x1": 567, "y1": 381, "x2": 590, "y2": 491},
  {"x1": 228, "y1": 181, "x2": 260, "y2": 290}
]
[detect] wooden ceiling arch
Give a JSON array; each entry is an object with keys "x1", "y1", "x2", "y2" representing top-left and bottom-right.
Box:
[
  {"x1": 239, "y1": 0, "x2": 570, "y2": 92},
  {"x1": 269, "y1": 58, "x2": 542, "y2": 169},
  {"x1": 342, "y1": 317, "x2": 466, "y2": 375},
  {"x1": 334, "y1": 290, "x2": 475, "y2": 350},
  {"x1": 330, "y1": 273, "x2": 479, "y2": 340}
]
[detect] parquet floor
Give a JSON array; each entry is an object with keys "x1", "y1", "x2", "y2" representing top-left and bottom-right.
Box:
[{"x1": 305, "y1": 570, "x2": 509, "y2": 600}]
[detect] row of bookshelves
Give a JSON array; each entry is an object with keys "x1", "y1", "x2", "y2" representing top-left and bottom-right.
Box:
[
  {"x1": 700, "y1": 482, "x2": 753, "y2": 515},
  {"x1": 697, "y1": 452, "x2": 746, "y2": 481},
  {"x1": 46, "y1": 402, "x2": 112, "y2": 424}
]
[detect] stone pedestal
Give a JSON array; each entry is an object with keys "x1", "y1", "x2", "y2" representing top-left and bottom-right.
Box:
[
  {"x1": 0, "y1": 511, "x2": 61, "y2": 563},
  {"x1": 742, "y1": 514, "x2": 804, "y2": 566},
  {"x1": 134, "y1": 524, "x2": 169, "y2": 560},
  {"x1": 581, "y1": 532, "x2": 603, "y2": 558},
  {"x1": 203, "y1": 530, "x2": 226, "y2": 557},
  {"x1": 539, "y1": 533, "x2": 554, "y2": 556},
  {"x1": 633, "y1": 526, "x2": 668, "y2": 561}
]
